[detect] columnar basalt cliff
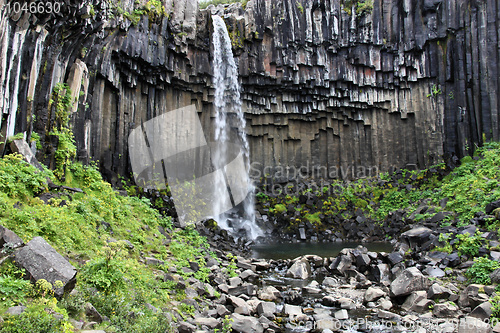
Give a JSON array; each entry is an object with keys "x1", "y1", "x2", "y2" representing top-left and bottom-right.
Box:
[{"x1": 0, "y1": 0, "x2": 499, "y2": 183}]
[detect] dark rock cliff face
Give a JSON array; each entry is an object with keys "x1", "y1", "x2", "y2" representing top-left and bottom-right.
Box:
[{"x1": 0, "y1": 0, "x2": 498, "y2": 184}]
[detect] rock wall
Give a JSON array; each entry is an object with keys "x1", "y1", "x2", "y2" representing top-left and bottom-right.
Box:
[{"x1": 0, "y1": 0, "x2": 498, "y2": 183}]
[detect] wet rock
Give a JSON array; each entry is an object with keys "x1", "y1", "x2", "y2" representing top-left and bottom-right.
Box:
[
  {"x1": 364, "y1": 287, "x2": 386, "y2": 303},
  {"x1": 433, "y1": 302, "x2": 459, "y2": 318},
  {"x1": 286, "y1": 258, "x2": 311, "y2": 279},
  {"x1": 145, "y1": 257, "x2": 165, "y2": 266},
  {"x1": 390, "y1": 267, "x2": 429, "y2": 297},
  {"x1": 13, "y1": 236, "x2": 77, "y2": 297}
]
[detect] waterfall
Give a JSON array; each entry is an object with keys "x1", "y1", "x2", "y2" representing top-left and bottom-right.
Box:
[{"x1": 211, "y1": 15, "x2": 262, "y2": 240}]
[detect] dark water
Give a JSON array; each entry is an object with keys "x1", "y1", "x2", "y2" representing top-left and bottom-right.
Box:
[{"x1": 251, "y1": 241, "x2": 393, "y2": 260}]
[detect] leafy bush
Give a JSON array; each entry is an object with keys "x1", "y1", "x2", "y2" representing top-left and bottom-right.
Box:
[
  {"x1": 199, "y1": 0, "x2": 247, "y2": 9},
  {"x1": 457, "y1": 231, "x2": 483, "y2": 257},
  {"x1": 80, "y1": 246, "x2": 125, "y2": 294},
  {"x1": 0, "y1": 298, "x2": 73, "y2": 333},
  {"x1": 466, "y1": 257, "x2": 500, "y2": 284},
  {"x1": 0, "y1": 275, "x2": 31, "y2": 307},
  {"x1": 0, "y1": 153, "x2": 51, "y2": 198}
]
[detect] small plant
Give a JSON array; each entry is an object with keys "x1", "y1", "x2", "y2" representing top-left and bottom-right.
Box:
[
  {"x1": 225, "y1": 253, "x2": 238, "y2": 278},
  {"x1": 427, "y1": 84, "x2": 442, "y2": 98},
  {"x1": 466, "y1": 257, "x2": 500, "y2": 284},
  {"x1": 457, "y1": 231, "x2": 483, "y2": 257},
  {"x1": 80, "y1": 246, "x2": 125, "y2": 294},
  {"x1": 296, "y1": 1, "x2": 304, "y2": 14}
]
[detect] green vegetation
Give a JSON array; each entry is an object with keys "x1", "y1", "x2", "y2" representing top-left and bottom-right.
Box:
[
  {"x1": 466, "y1": 257, "x2": 500, "y2": 284},
  {"x1": 199, "y1": 0, "x2": 248, "y2": 10},
  {"x1": 0, "y1": 146, "x2": 232, "y2": 331},
  {"x1": 116, "y1": 0, "x2": 167, "y2": 27},
  {"x1": 296, "y1": 1, "x2": 304, "y2": 14},
  {"x1": 342, "y1": 0, "x2": 374, "y2": 16},
  {"x1": 427, "y1": 84, "x2": 443, "y2": 98}
]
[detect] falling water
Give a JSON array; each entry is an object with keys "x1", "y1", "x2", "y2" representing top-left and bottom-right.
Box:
[{"x1": 211, "y1": 15, "x2": 262, "y2": 240}]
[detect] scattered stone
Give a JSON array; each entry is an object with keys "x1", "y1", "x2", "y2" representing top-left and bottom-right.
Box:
[
  {"x1": 13, "y1": 236, "x2": 77, "y2": 297},
  {"x1": 0, "y1": 225, "x2": 24, "y2": 249},
  {"x1": 372, "y1": 264, "x2": 391, "y2": 283},
  {"x1": 428, "y1": 283, "x2": 452, "y2": 299},
  {"x1": 433, "y1": 302, "x2": 459, "y2": 318},
  {"x1": 178, "y1": 321, "x2": 197, "y2": 333},
  {"x1": 5, "y1": 306, "x2": 26, "y2": 315},
  {"x1": 387, "y1": 252, "x2": 404, "y2": 265},
  {"x1": 334, "y1": 309, "x2": 349, "y2": 320},
  {"x1": 364, "y1": 287, "x2": 386, "y2": 302},
  {"x1": 85, "y1": 303, "x2": 103, "y2": 323},
  {"x1": 286, "y1": 258, "x2": 311, "y2": 279},
  {"x1": 231, "y1": 313, "x2": 264, "y2": 333},
  {"x1": 256, "y1": 301, "x2": 276, "y2": 318},
  {"x1": 194, "y1": 317, "x2": 219, "y2": 329},
  {"x1": 424, "y1": 266, "x2": 446, "y2": 278},
  {"x1": 145, "y1": 257, "x2": 165, "y2": 266},
  {"x1": 390, "y1": 267, "x2": 429, "y2": 297},
  {"x1": 377, "y1": 309, "x2": 401, "y2": 320},
  {"x1": 339, "y1": 297, "x2": 356, "y2": 310},
  {"x1": 322, "y1": 276, "x2": 339, "y2": 288},
  {"x1": 491, "y1": 269, "x2": 500, "y2": 284},
  {"x1": 258, "y1": 286, "x2": 281, "y2": 301},
  {"x1": 329, "y1": 255, "x2": 352, "y2": 275}
]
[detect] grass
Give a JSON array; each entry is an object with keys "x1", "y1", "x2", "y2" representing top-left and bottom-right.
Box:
[
  {"x1": 199, "y1": 0, "x2": 248, "y2": 9},
  {"x1": 0, "y1": 151, "x2": 221, "y2": 332}
]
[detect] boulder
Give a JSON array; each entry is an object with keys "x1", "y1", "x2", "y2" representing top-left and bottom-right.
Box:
[
  {"x1": 257, "y1": 286, "x2": 281, "y2": 301},
  {"x1": 470, "y1": 301, "x2": 493, "y2": 320},
  {"x1": 390, "y1": 267, "x2": 429, "y2": 297},
  {"x1": 433, "y1": 302, "x2": 459, "y2": 318},
  {"x1": 5, "y1": 306, "x2": 26, "y2": 315},
  {"x1": 0, "y1": 225, "x2": 24, "y2": 250},
  {"x1": 427, "y1": 283, "x2": 453, "y2": 299},
  {"x1": 286, "y1": 258, "x2": 311, "y2": 279},
  {"x1": 401, "y1": 291, "x2": 434, "y2": 313},
  {"x1": 364, "y1": 287, "x2": 386, "y2": 303},
  {"x1": 194, "y1": 317, "x2": 220, "y2": 329},
  {"x1": 334, "y1": 309, "x2": 348, "y2": 320},
  {"x1": 490, "y1": 269, "x2": 500, "y2": 284},
  {"x1": 231, "y1": 313, "x2": 264, "y2": 333},
  {"x1": 256, "y1": 301, "x2": 276, "y2": 318},
  {"x1": 13, "y1": 236, "x2": 77, "y2": 297},
  {"x1": 372, "y1": 264, "x2": 391, "y2": 283},
  {"x1": 178, "y1": 321, "x2": 197, "y2": 333},
  {"x1": 329, "y1": 255, "x2": 352, "y2": 275}
]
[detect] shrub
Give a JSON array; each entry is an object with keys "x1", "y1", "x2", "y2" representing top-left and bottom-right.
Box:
[
  {"x1": 457, "y1": 231, "x2": 483, "y2": 257},
  {"x1": 466, "y1": 257, "x2": 500, "y2": 284}
]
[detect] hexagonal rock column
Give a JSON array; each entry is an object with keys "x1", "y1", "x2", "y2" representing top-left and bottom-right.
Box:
[{"x1": 14, "y1": 236, "x2": 77, "y2": 297}]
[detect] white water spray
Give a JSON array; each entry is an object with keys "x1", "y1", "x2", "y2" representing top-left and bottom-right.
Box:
[{"x1": 211, "y1": 15, "x2": 262, "y2": 240}]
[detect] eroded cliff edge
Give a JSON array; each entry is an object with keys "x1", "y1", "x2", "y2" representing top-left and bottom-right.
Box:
[{"x1": 0, "y1": 0, "x2": 499, "y2": 183}]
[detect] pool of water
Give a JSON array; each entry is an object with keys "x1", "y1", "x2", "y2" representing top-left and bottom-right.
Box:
[{"x1": 251, "y1": 241, "x2": 393, "y2": 260}]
